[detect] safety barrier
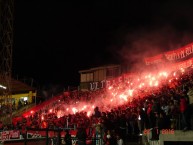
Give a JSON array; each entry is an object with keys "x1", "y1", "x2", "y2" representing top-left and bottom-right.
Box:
[{"x1": 0, "y1": 127, "x2": 102, "y2": 145}]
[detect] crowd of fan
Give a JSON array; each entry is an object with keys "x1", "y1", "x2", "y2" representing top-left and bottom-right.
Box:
[{"x1": 0, "y1": 68, "x2": 193, "y2": 144}]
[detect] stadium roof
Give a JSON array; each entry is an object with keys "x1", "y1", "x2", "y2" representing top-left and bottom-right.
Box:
[
  {"x1": 0, "y1": 77, "x2": 36, "y2": 94},
  {"x1": 79, "y1": 64, "x2": 120, "y2": 73}
]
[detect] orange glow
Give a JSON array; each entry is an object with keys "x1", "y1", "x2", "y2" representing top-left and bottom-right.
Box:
[{"x1": 87, "y1": 111, "x2": 91, "y2": 117}]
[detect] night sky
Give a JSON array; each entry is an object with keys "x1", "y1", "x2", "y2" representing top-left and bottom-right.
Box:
[{"x1": 13, "y1": 0, "x2": 193, "y2": 88}]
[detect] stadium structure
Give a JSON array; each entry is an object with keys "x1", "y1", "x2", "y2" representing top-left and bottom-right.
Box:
[{"x1": 1, "y1": 0, "x2": 193, "y2": 145}]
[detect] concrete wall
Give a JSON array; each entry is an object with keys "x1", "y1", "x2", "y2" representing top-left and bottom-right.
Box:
[
  {"x1": 4, "y1": 139, "x2": 46, "y2": 145},
  {"x1": 159, "y1": 130, "x2": 193, "y2": 145},
  {"x1": 142, "y1": 130, "x2": 193, "y2": 145}
]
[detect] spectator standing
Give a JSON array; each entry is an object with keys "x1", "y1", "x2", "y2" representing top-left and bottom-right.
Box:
[
  {"x1": 137, "y1": 106, "x2": 146, "y2": 135},
  {"x1": 103, "y1": 130, "x2": 116, "y2": 145},
  {"x1": 116, "y1": 133, "x2": 124, "y2": 145},
  {"x1": 64, "y1": 130, "x2": 72, "y2": 145},
  {"x1": 118, "y1": 114, "x2": 127, "y2": 140},
  {"x1": 76, "y1": 127, "x2": 87, "y2": 145},
  {"x1": 152, "y1": 98, "x2": 161, "y2": 128},
  {"x1": 94, "y1": 107, "x2": 101, "y2": 118},
  {"x1": 180, "y1": 95, "x2": 188, "y2": 131},
  {"x1": 128, "y1": 109, "x2": 137, "y2": 135}
]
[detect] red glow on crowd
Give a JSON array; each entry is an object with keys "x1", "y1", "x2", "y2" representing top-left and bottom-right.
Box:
[{"x1": 20, "y1": 66, "x2": 191, "y2": 120}]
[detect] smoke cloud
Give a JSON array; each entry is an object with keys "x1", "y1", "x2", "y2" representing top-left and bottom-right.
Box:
[{"x1": 109, "y1": 25, "x2": 193, "y2": 72}]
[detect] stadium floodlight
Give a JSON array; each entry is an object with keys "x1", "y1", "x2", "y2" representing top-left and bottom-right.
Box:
[{"x1": 0, "y1": 84, "x2": 7, "y2": 89}]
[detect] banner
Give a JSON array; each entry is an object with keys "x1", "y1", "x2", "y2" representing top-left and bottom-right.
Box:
[
  {"x1": 0, "y1": 130, "x2": 20, "y2": 141},
  {"x1": 144, "y1": 54, "x2": 164, "y2": 65},
  {"x1": 27, "y1": 131, "x2": 45, "y2": 138},
  {"x1": 0, "y1": 129, "x2": 91, "y2": 145},
  {"x1": 27, "y1": 130, "x2": 78, "y2": 145},
  {"x1": 170, "y1": 57, "x2": 193, "y2": 71},
  {"x1": 90, "y1": 75, "x2": 127, "y2": 90},
  {"x1": 89, "y1": 72, "x2": 141, "y2": 90},
  {"x1": 27, "y1": 130, "x2": 77, "y2": 139},
  {"x1": 144, "y1": 42, "x2": 193, "y2": 65},
  {"x1": 164, "y1": 42, "x2": 193, "y2": 62},
  {"x1": 164, "y1": 43, "x2": 193, "y2": 62}
]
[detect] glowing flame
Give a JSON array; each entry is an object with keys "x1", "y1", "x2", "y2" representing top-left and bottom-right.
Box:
[
  {"x1": 81, "y1": 105, "x2": 87, "y2": 111},
  {"x1": 149, "y1": 81, "x2": 152, "y2": 86},
  {"x1": 151, "y1": 77, "x2": 155, "y2": 81},
  {"x1": 128, "y1": 89, "x2": 133, "y2": 96},
  {"x1": 162, "y1": 72, "x2": 168, "y2": 77},
  {"x1": 138, "y1": 115, "x2": 141, "y2": 120},
  {"x1": 108, "y1": 86, "x2": 113, "y2": 90},
  {"x1": 154, "y1": 81, "x2": 158, "y2": 86},
  {"x1": 181, "y1": 68, "x2": 185, "y2": 73},
  {"x1": 72, "y1": 108, "x2": 78, "y2": 114},
  {"x1": 87, "y1": 111, "x2": 91, "y2": 117},
  {"x1": 24, "y1": 63, "x2": 191, "y2": 119},
  {"x1": 119, "y1": 94, "x2": 128, "y2": 101}
]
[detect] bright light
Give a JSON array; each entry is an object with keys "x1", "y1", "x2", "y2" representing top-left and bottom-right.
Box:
[
  {"x1": 138, "y1": 115, "x2": 141, "y2": 120},
  {"x1": 149, "y1": 81, "x2": 152, "y2": 86},
  {"x1": 181, "y1": 68, "x2": 185, "y2": 73},
  {"x1": 108, "y1": 86, "x2": 113, "y2": 90},
  {"x1": 19, "y1": 63, "x2": 192, "y2": 120},
  {"x1": 72, "y1": 108, "x2": 78, "y2": 114},
  {"x1": 119, "y1": 94, "x2": 128, "y2": 101},
  {"x1": 0, "y1": 84, "x2": 7, "y2": 89},
  {"x1": 154, "y1": 81, "x2": 158, "y2": 86},
  {"x1": 162, "y1": 72, "x2": 168, "y2": 77},
  {"x1": 87, "y1": 111, "x2": 91, "y2": 117},
  {"x1": 152, "y1": 77, "x2": 155, "y2": 81},
  {"x1": 128, "y1": 89, "x2": 133, "y2": 96},
  {"x1": 24, "y1": 97, "x2": 28, "y2": 101},
  {"x1": 81, "y1": 105, "x2": 87, "y2": 111}
]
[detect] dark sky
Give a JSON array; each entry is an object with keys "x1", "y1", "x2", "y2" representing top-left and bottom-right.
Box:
[{"x1": 13, "y1": 0, "x2": 193, "y2": 87}]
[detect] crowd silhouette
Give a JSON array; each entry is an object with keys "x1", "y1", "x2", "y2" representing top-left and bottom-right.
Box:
[{"x1": 0, "y1": 67, "x2": 193, "y2": 145}]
